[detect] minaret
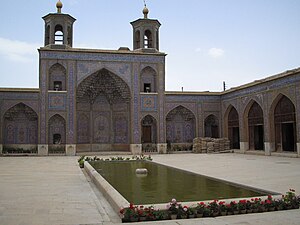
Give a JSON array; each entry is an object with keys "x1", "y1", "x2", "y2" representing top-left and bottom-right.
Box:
[
  {"x1": 130, "y1": 3, "x2": 161, "y2": 50},
  {"x1": 42, "y1": 1, "x2": 76, "y2": 48}
]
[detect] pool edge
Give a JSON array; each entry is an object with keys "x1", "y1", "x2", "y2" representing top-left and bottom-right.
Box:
[{"x1": 84, "y1": 161, "x2": 129, "y2": 214}]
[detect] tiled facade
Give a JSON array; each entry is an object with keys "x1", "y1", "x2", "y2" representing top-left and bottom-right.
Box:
[{"x1": 0, "y1": 3, "x2": 299, "y2": 157}]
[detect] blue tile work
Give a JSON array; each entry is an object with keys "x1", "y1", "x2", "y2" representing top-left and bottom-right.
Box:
[
  {"x1": 40, "y1": 51, "x2": 165, "y2": 64},
  {"x1": 141, "y1": 95, "x2": 157, "y2": 112},
  {"x1": 48, "y1": 93, "x2": 66, "y2": 110},
  {"x1": 222, "y1": 73, "x2": 300, "y2": 100},
  {"x1": 133, "y1": 63, "x2": 140, "y2": 143},
  {"x1": 77, "y1": 62, "x2": 132, "y2": 88},
  {"x1": 0, "y1": 92, "x2": 39, "y2": 100},
  {"x1": 68, "y1": 62, "x2": 75, "y2": 143},
  {"x1": 40, "y1": 61, "x2": 47, "y2": 144},
  {"x1": 166, "y1": 95, "x2": 221, "y2": 102}
]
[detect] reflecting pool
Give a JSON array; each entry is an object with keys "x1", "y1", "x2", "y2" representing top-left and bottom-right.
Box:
[{"x1": 90, "y1": 161, "x2": 269, "y2": 205}]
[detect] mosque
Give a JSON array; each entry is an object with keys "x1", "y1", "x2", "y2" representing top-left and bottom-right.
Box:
[{"x1": 0, "y1": 1, "x2": 299, "y2": 157}]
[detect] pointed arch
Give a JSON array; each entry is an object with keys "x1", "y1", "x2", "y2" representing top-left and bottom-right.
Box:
[
  {"x1": 49, "y1": 63, "x2": 66, "y2": 91},
  {"x1": 144, "y1": 30, "x2": 153, "y2": 48},
  {"x1": 54, "y1": 24, "x2": 64, "y2": 44},
  {"x1": 226, "y1": 106, "x2": 240, "y2": 149},
  {"x1": 135, "y1": 30, "x2": 141, "y2": 49},
  {"x1": 141, "y1": 115, "x2": 157, "y2": 144},
  {"x1": 246, "y1": 101, "x2": 264, "y2": 150},
  {"x1": 76, "y1": 68, "x2": 131, "y2": 151},
  {"x1": 204, "y1": 114, "x2": 219, "y2": 138},
  {"x1": 166, "y1": 105, "x2": 196, "y2": 143},
  {"x1": 270, "y1": 94, "x2": 297, "y2": 152},
  {"x1": 48, "y1": 114, "x2": 66, "y2": 145},
  {"x1": 3, "y1": 103, "x2": 38, "y2": 146},
  {"x1": 140, "y1": 66, "x2": 157, "y2": 93}
]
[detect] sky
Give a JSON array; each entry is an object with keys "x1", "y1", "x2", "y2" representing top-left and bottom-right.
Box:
[{"x1": 0, "y1": 0, "x2": 299, "y2": 91}]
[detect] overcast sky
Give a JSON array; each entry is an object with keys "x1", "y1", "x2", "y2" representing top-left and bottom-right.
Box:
[{"x1": 0, "y1": 0, "x2": 299, "y2": 91}]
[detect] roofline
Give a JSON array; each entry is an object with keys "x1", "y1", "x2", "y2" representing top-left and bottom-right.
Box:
[
  {"x1": 0, "y1": 88, "x2": 40, "y2": 92},
  {"x1": 38, "y1": 47, "x2": 167, "y2": 56},
  {"x1": 165, "y1": 91, "x2": 221, "y2": 96},
  {"x1": 42, "y1": 13, "x2": 76, "y2": 22},
  {"x1": 223, "y1": 67, "x2": 300, "y2": 94},
  {"x1": 130, "y1": 18, "x2": 161, "y2": 26}
]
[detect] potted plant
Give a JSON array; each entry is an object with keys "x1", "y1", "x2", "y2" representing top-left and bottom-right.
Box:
[
  {"x1": 77, "y1": 156, "x2": 85, "y2": 168},
  {"x1": 250, "y1": 198, "x2": 261, "y2": 213},
  {"x1": 275, "y1": 198, "x2": 285, "y2": 210},
  {"x1": 218, "y1": 201, "x2": 227, "y2": 216},
  {"x1": 208, "y1": 200, "x2": 220, "y2": 217},
  {"x1": 153, "y1": 210, "x2": 168, "y2": 220},
  {"x1": 167, "y1": 198, "x2": 180, "y2": 219},
  {"x1": 137, "y1": 205, "x2": 147, "y2": 221},
  {"x1": 230, "y1": 201, "x2": 239, "y2": 215},
  {"x1": 284, "y1": 189, "x2": 299, "y2": 209},
  {"x1": 246, "y1": 200, "x2": 253, "y2": 213},
  {"x1": 226, "y1": 203, "x2": 233, "y2": 215},
  {"x1": 195, "y1": 202, "x2": 206, "y2": 217},
  {"x1": 264, "y1": 195, "x2": 276, "y2": 211},
  {"x1": 179, "y1": 205, "x2": 188, "y2": 219},
  {"x1": 238, "y1": 199, "x2": 247, "y2": 214},
  {"x1": 120, "y1": 203, "x2": 139, "y2": 222},
  {"x1": 187, "y1": 207, "x2": 196, "y2": 218}
]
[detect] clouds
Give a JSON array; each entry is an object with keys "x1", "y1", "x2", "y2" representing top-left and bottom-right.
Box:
[
  {"x1": 0, "y1": 37, "x2": 40, "y2": 63},
  {"x1": 195, "y1": 47, "x2": 225, "y2": 58},
  {"x1": 208, "y1": 48, "x2": 225, "y2": 58}
]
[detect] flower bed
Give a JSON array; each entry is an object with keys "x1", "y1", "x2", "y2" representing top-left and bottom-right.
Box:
[{"x1": 119, "y1": 189, "x2": 300, "y2": 223}]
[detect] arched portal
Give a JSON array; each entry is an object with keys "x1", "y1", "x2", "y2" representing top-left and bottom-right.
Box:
[
  {"x1": 76, "y1": 68, "x2": 131, "y2": 152},
  {"x1": 49, "y1": 63, "x2": 66, "y2": 91},
  {"x1": 248, "y1": 102, "x2": 264, "y2": 150},
  {"x1": 166, "y1": 106, "x2": 196, "y2": 144},
  {"x1": 141, "y1": 115, "x2": 157, "y2": 143},
  {"x1": 48, "y1": 114, "x2": 66, "y2": 154},
  {"x1": 3, "y1": 103, "x2": 38, "y2": 151},
  {"x1": 228, "y1": 107, "x2": 240, "y2": 149},
  {"x1": 204, "y1": 114, "x2": 219, "y2": 138},
  {"x1": 140, "y1": 66, "x2": 157, "y2": 93},
  {"x1": 274, "y1": 95, "x2": 296, "y2": 152},
  {"x1": 141, "y1": 115, "x2": 157, "y2": 152}
]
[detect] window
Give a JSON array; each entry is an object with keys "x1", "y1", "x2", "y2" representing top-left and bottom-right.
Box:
[
  {"x1": 54, "y1": 81, "x2": 62, "y2": 91},
  {"x1": 135, "y1": 31, "x2": 140, "y2": 49},
  {"x1": 144, "y1": 30, "x2": 152, "y2": 48},
  {"x1": 144, "y1": 83, "x2": 151, "y2": 93},
  {"x1": 55, "y1": 25, "x2": 64, "y2": 45}
]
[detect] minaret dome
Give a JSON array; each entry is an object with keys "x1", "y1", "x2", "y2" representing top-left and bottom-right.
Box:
[{"x1": 56, "y1": 0, "x2": 63, "y2": 13}]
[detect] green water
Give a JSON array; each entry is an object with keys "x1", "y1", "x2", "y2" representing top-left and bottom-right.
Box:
[{"x1": 90, "y1": 161, "x2": 268, "y2": 205}]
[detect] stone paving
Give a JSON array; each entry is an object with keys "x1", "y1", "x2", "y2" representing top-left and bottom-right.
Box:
[{"x1": 0, "y1": 153, "x2": 299, "y2": 225}]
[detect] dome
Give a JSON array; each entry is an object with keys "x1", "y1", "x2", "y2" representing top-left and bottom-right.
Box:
[
  {"x1": 143, "y1": 6, "x2": 149, "y2": 18},
  {"x1": 56, "y1": 0, "x2": 63, "y2": 9}
]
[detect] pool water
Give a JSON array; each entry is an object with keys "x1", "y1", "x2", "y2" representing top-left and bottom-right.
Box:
[{"x1": 90, "y1": 161, "x2": 269, "y2": 205}]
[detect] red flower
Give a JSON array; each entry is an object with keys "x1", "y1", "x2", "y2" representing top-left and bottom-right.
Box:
[
  {"x1": 265, "y1": 200, "x2": 271, "y2": 204},
  {"x1": 129, "y1": 203, "x2": 134, "y2": 209}
]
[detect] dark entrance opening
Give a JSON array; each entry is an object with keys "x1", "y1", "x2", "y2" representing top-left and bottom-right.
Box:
[
  {"x1": 204, "y1": 115, "x2": 219, "y2": 138},
  {"x1": 228, "y1": 107, "x2": 240, "y2": 149},
  {"x1": 232, "y1": 127, "x2": 240, "y2": 149},
  {"x1": 53, "y1": 133, "x2": 61, "y2": 144},
  {"x1": 282, "y1": 123, "x2": 295, "y2": 151},
  {"x1": 142, "y1": 126, "x2": 152, "y2": 143},
  {"x1": 248, "y1": 102, "x2": 264, "y2": 150},
  {"x1": 274, "y1": 95, "x2": 296, "y2": 152},
  {"x1": 254, "y1": 125, "x2": 264, "y2": 150}
]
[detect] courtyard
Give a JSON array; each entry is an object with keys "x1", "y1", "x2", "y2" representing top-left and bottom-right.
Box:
[{"x1": 0, "y1": 153, "x2": 299, "y2": 225}]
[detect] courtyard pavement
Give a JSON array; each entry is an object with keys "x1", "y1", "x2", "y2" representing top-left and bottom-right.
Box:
[{"x1": 0, "y1": 153, "x2": 299, "y2": 225}]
